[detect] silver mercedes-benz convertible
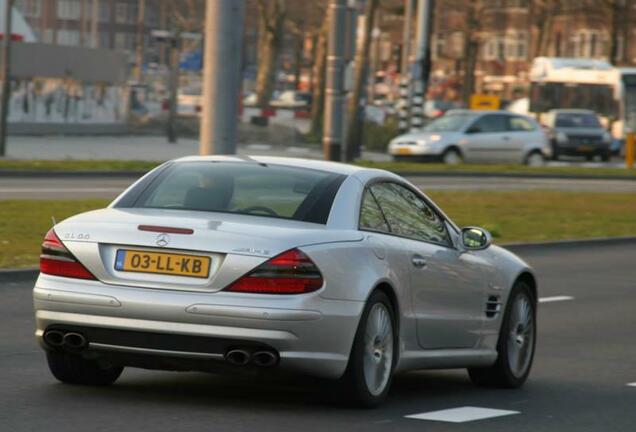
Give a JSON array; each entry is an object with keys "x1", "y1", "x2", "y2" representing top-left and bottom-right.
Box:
[{"x1": 34, "y1": 156, "x2": 537, "y2": 406}]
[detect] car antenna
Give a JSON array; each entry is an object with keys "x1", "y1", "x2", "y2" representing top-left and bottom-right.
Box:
[{"x1": 51, "y1": 216, "x2": 57, "y2": 227}]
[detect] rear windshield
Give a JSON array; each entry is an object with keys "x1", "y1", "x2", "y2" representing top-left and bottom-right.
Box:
[
  {"x1": 555, "y1": 113, "x2": 602, "y2": 128},
  {"x1": 119, "y1": 162, "x2": 346, "y2": 225}
]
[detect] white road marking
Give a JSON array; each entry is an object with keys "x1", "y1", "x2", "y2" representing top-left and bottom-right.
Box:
[
  {"x1": 405, "y1": 407, "x2": 519, "y2": 423},
  {"x1": 627, "y1": 383, "x2": 636, "y2": 387},
  {"x1": 539, "y1": 296, "x2": 574, "y2": 303},
  {"x1": 0, "y1": 188, "x2": 122, "y2": 193}
]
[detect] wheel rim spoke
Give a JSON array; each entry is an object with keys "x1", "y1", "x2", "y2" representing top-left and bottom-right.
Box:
[
  {"x1": 363, "y1": 304, "x2": 393, "y2": 396},
  {"x1": 507, "y1": 294, "x2": 535, "y2": 378}
]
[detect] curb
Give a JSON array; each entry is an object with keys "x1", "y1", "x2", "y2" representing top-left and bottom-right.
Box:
[
  {"x1": 501, "y1": 236, "x2": 636, "y2": 252},
  {"x1": 391, "y1": 170, "x2": 636, "y2": 182},
  {"x1": 0, "y1": 267, "x2": 39, "y2": 281},
  {"x1": 2, "y1": 237, "x2": 634, "y2": 279},
  {"x1": 0, "y1": 170, "x2": 148, "y2": 178}
]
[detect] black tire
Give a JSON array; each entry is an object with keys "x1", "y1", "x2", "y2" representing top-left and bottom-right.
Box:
[
  {"x1": 338, "y1": 291, "x2": 397, "y2": 408},
  {"x1": 601, "y1": 151, "x2": 611, "y2": 162},
  {"x1": 468, "y1": 282, "x2": 536, "y2": 388},
  {"x1": 550, "y1": 142, "x2": 560, "y2": 161},
  {"x1": 47, "y1": 351, "x2": 123, "y2": 386},
  {"x1": 441, "y1": 147, "x2": 463, "y2": 165}
]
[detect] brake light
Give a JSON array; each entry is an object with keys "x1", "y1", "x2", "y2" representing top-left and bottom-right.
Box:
[
  {"x1": 39, "y1": 229, "x2": 96, "y2": 280},
  {"x1": 225, "y1": 249, "x2": 323, "y2": 294}
]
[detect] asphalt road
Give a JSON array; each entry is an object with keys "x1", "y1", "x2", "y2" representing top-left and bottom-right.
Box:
[
  {"x1": 1, "y1": 241, "x2": 635, "y2": 431},
  {"x1": 2, "y1": 174, "x2": 636, "y2": 199}
]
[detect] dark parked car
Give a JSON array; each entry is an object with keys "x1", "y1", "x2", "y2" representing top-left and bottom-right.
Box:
[{"x1": 544, "y1": 109, "x2": 612, "y2": 161}]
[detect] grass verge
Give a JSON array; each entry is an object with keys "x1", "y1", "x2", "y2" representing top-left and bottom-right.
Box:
[
  {"x1": 0, "y1": 200, "x2": 109, "y2": 268},
  {"x1": 0, "y1": 160, "x2": 161, "y2": 172},
  {"x1": 0, "y1": 159, "x2": 634, "y2": 179},
  {"x1": 1, "y1": 191, "x2": 634, "y2": 269}
]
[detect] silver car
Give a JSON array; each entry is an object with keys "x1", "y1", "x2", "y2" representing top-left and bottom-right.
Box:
[
  {"x1": 389, "y1": 110, "x2": 551, "y2": 165},
  {"x1": 34, "y1": 156, "x2": 537, "y2": 407}
]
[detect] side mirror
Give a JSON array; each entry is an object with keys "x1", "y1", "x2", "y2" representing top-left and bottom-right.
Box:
[{"x1": 461, "y1": 226, "x2": 492, "y2": 250}]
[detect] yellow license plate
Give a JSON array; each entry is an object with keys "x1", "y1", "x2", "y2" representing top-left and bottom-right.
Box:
[
  {"x1": 397, "y1": 147, "x2": 412, "y2": 155},
  {"x1": 115, "y1": 249, "x2": 211, "y2": 278}
]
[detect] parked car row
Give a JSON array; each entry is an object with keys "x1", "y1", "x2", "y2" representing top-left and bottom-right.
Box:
[{"x1": 388, "y1": 109, "x2": 612, "y2": 165}]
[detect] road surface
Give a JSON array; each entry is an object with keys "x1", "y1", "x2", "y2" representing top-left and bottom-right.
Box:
[
  {"x1": 2, "y1": 174, "x2": 635, "y2": 199},
  {"x1": 1, "y1": 241, "x2": 635, "y2": 431}
]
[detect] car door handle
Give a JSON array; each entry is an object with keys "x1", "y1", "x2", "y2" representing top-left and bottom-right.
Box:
[{"x1": 411, "y1": 255, "x2": 427, "y2": 268}]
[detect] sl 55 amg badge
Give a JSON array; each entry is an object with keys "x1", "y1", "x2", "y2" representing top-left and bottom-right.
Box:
[{"x1": 64, "y1": 233, "x2": 90, "y2": 240}]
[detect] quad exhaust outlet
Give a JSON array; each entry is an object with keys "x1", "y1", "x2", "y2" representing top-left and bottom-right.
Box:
[
  {"x1": 225, "y1": 348, "x2": 278, "y2": 367},
  {"x1": 43, "y1": 329, "x2": 87, "y2": 350}
]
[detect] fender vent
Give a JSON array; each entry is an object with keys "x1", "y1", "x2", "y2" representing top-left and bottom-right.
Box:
[{"x1": 485, "y1": 295, "x2": 502, "y2": 318}]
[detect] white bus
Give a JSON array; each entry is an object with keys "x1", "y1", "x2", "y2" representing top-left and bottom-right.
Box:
[{"x1": 529, "y1": 57, "x2": 636, "y2": 153}]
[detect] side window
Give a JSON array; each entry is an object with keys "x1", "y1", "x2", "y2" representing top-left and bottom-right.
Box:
[
  {"x1": 469, "y1": 114, "x2": 508, "y2": 133},
  {"x1": 370, "y1": 183, "x2": 451, "y2": 246},
  {"x1": 509, "y1": 116, "x2": 536, "y2": 132},
  {"x1": 359, "y1": 189, "x2": 390, "y2": 233}
]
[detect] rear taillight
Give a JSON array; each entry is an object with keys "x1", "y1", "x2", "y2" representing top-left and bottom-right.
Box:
[
  {"x1": 225, "y1": 248, "x2": 323, "y2": 294},
  {"x1": 39, "y1": 229, "x2": 96, "y2": 280}
]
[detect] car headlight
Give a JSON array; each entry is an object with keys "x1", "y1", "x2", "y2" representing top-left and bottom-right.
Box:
[
  {"x1": 429, "y1": 134, "x2": 442, "y2": 142},
  {"x1": 556, "y1": 132, "x2": 568, "y2": 143},
  {"x1": 416, "y1": 139, "x2": 428, "y2": 146}
]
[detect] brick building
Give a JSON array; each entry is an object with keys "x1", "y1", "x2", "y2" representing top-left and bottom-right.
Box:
[
  {"x1": 14, "y1": 0, "x2": 163, "y2": 62},
  {"x1": 429, "y1": 0, "x2": 636, "y2": 100}
]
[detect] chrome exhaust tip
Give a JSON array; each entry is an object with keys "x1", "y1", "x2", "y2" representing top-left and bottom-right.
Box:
[
  {"x1": 225, "y1": 349, "x2": 251, "y2": 366},
  {"x1": 43, "y1": 330, "x2": 65, "y2": 347},
  {"x1": 252, "y1": 351, "x2": 278, "y2": 367},
  {"x1": 63, "y1": 332, "x2": 87, "y2": 349}
]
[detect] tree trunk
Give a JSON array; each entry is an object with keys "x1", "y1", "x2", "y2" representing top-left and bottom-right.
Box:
[
  {"x1": 255, "y1": 32, "x2": 279, "y2": 107},
  {"x1": 460, "y1": 1, "x2": 479, "y2": 106},
  {"x1": 461, "y1": 38, "x2": 478, "y2": 106},
  {"x1": 293, "y1": 33, "x2": 304, "y2": 90},
  {"x1": 608, "y1": 1, "x2": 622, "y2": 65},
  {"x1": 344, "y1": 0, "x2": 379, "y2": 162},
  {"x1": 255, "y1": 0, "x2": 286, "y2": 109},
  {"x1": 309, "y1": 23, "x2": 327, "y2": 138}
]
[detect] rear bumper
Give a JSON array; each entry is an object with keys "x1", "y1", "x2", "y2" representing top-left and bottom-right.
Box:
[{"x1": 33, "y1": 274, "x2": 364, "y2": 379}]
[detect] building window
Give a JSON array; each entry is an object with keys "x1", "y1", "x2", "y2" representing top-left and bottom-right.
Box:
[
  {"x1": 57, "y1": 0, "x2": 81, "y2": 20},
  {"x1": 15, "y1": 0, "x2": 41, "y2": 18},
  {"x1": 432, "y1": 34, "x2": 445, "y2": 60},
  {"x1": 616, "y1": 35, "x2": 624, "y2": 61},
  {"x1": 115, "y1": 32, "x2": 135, "y2": 50},
  {"x1": 57, "y1": 30, "x2": 81, "y2": 46},
  {"x1": 505, "y1": 31, "x2": 527, "y2": 61},
  {"x1": 484, "y1": 34, "x2": 506, "y2": 61},
  {"x1": 100, "y1": 2, "x2": 111, "y2": 23},
  {"x1": 449, "y1": 32, "x2": 464, "y2": 58},
  {"x1": 115, "y1": 2, "x2": 136, "y2": 24},
  {"x1": 99, "y1": 31, "x2": 111, "y2": 49},
  {"x1": 572, "y1": 30, "x2": 608, "y2": 59}
]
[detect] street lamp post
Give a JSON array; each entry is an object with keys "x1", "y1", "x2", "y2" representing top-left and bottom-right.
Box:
[
  {"x1": 0, "y1": 0, "x2": 13, "y2": 157},
  {"x1": 199, "y1": 0, "x2": 245, "y2": 155},
  {"x1": 323, "y1": 0, "x2": 347, "y2": 161}
]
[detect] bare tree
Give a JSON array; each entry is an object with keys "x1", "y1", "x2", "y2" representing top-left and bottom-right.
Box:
[
  {"x1": 601, "y1": 0, "x2": 633, "y2": 65},
  {"x1": 459, "y1": 0, "x2": 484, "y2": 106},
  {"x1": 309, "y1": 18, "x2": 328, "y2": 138},
  {"x1": 528, "y1": 0, "x2": 559, "y2": 58},
  {"x1": 255, "y1": 0, "x2": 287, "y2": 108}
]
